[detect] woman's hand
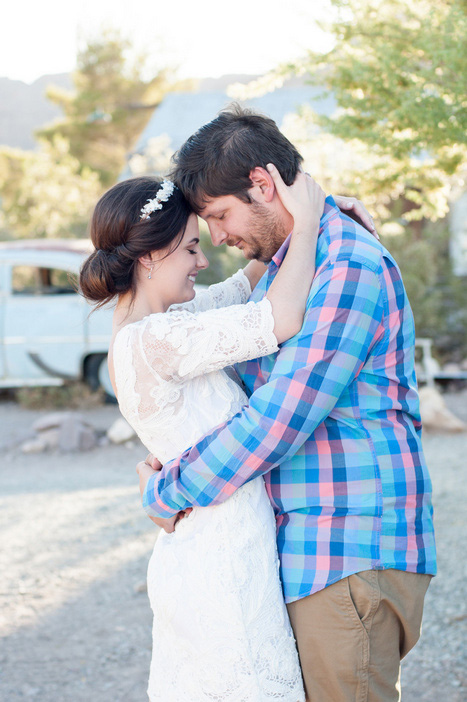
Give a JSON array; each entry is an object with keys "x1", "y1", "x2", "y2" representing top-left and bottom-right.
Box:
[
  {"x1": 267, "y1": 163, "x2": 326, "y2": 231},
  {"x1": 136, "y1": 456, "x2": 192, "y2": 534},
  {"x1": 334, "y1": 195, "x2": 379, "y2": 239}
]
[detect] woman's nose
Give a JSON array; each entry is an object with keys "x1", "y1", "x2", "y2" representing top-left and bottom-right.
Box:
[{"x1": 197, "y1": 251, "x2": 209, "y2": 269}]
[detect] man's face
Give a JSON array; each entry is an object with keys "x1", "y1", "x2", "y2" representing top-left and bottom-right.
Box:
[{"x1": 199, "y1": 193, "x2": 288, "y2": 263}]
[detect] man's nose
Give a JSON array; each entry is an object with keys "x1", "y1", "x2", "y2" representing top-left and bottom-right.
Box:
[{"x1": 209, "y1": 222, "x2": 228, "y2": 247}]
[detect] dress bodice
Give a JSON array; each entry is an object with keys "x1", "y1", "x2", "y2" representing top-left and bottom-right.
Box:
[{"x1": 112, "y1": 270, "x2": 278, "y2": 463}]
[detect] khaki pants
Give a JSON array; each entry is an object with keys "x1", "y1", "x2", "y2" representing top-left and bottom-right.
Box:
[{"x1": 286, "y1": 569, "x2": 432, "y2": 702}]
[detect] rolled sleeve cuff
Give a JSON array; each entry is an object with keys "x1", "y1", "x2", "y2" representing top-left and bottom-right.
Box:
[{"x1": 142, "y1": 472, "x2": 180, "y2": 518}]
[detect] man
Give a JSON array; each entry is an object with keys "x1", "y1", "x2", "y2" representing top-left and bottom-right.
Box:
[{"x1": 137, "y1": 104, "x2": 436, "y2": 701}]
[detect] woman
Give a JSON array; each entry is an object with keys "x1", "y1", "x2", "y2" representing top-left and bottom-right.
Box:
[{"x1": 79, "y1": 169, "x2": 366, "y2": 701}]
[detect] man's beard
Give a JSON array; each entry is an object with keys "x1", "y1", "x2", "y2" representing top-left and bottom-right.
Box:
[{"x1": 229, "y1": 202, "x2": 289, "y2": 263}]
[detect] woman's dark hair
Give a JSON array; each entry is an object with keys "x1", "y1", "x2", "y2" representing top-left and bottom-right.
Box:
[
  {"x1": 80, "y1": 176, "x2": 191, "y2": 308},
  {"x1": 170, "y1": 102, "x2": 303, "y2": 213}
]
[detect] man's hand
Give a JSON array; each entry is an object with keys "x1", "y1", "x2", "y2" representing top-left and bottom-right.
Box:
[
  {"x1": 136, "y1": 457, "x2": 192, "y2": 534},
  {"x1": 334, "y1": 195, "x2": 379, "y2": 239}
]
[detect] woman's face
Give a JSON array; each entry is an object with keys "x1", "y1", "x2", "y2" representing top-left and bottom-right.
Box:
[{"x1": 150, "y1": 214, "x2": 209, "y2": 309}]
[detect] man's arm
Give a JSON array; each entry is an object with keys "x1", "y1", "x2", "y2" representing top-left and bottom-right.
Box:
[{"x1": 143, "y1": 258, "x2": 385, "y2": 519}]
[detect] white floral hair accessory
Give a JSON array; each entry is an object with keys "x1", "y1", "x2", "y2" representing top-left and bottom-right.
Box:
[{"x1": 140, "y1": 180, "x2": 175, "y2": 220}]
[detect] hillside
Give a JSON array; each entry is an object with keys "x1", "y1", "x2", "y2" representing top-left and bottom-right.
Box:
[{"x1": 0, "y1": 73, "x2": 72, "y2": 150}]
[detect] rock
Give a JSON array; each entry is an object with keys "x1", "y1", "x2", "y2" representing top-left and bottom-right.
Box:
[
  {"x1": 38, "y1": 428, "x2": 60, "y2": 451},
  {"x1": 107, "y1": 418, "x2": 136, "y2": 444},
  {"x1": 419, "y1": 386, "x2": 467, "y2": 433},
  {"x1": 21, "y1": 438, "x2": 48, "y2": 454},
  {"x1": 58, "y1": 415, "x2": 97, "y2": 452},
  {"x1": 33, "y1": 412, "x2": 86, "y2": 433},
  {"x1": 24, "y1": 411, "x2": 98, "y2": 453},
  {"x1": 134, "y1": 581, "x2": 147, "y2": 594}
]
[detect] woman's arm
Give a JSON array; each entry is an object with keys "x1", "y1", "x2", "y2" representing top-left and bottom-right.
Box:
[
  {"x1": 264, "y1": 164, "x2": 325, "y2": 344},
  {"x1": 242, "y1": 260, "x2": 268, "y2": 290}
]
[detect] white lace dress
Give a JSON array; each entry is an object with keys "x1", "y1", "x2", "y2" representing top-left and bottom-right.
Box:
[{"x1": 113, "y1": 270, "x2": 305, "y2": 702}]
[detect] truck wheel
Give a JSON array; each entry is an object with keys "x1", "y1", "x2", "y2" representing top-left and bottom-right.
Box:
[{"x1": 84, "y1": 354, "x2": 117, "y2": 403}]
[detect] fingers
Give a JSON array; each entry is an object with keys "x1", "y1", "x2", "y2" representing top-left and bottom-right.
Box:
[
  {"x1": 266, "y1": 163, "x2": 287, "y2": 193},
  {"x1": 143, "y1": 453, "x2": 162, "y2": 471},
  {"x1": 136, "y1": 460, "x2": 147, "y2": 475}
]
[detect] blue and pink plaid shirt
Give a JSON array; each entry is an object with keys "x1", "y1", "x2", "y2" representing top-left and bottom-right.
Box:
[{"x1": 143, "y1": 196, "x2": 437, "y2": 603}]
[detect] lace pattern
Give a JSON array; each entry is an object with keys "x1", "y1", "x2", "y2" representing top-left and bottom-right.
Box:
[
  {"x1": 112, "y1": 272, "x2": 304, "y2": 700},
  {"x1": 113, "y1": 296, "x2": 278, "y2": 462}
]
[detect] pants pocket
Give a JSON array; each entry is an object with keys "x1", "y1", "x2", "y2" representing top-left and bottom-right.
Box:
[{"x1": 345, "y1": 570, "x2": 380, "y2": 634}]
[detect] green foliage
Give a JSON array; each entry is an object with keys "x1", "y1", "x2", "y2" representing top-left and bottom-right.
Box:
[
  {"x1": 37, "y1": 31, "x2": 173, "y2": 187},
  {"x1": 0, "y1": 32, "x2": 176, "y2": 241},
  {"x1": 0, "y1": 137, "x2": 101, "y2": 239},
  {"x1": 16, "y1": 382, "x2": 105, "y2": 410},
  {"x1": 245, "y1": 0, "x2": 467, "y2": 359},
  {"x1": 269, "y1": 0, "x2": 467, "y2": 222},
  {"x1": 384, "y1": 222, "x2": 467, "y2": 359}
]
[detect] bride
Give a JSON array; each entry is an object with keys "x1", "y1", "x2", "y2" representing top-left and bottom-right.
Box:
[{"x1": 80, "y1": 168, "x2": 348, "y2": 700}]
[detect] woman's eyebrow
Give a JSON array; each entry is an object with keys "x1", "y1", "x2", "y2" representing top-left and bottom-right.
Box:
[{"x1": 187, "y1": 237, "x2": 200, "y2": 245}]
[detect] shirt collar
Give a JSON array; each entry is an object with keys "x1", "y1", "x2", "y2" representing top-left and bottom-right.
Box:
[{"x1": 270, "y1": 195, "x2": 339, "y2": 270}]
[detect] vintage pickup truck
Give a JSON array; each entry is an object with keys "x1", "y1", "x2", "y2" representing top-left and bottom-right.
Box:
[{"x1": 0, "y1": 239, "x2": 115, "y2": 397}]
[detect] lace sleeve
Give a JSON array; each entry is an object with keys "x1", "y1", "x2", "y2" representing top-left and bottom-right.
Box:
[
  {"x1": 137, "y1": 298, "x2": 278, "y2": 382},
  {"x1": 169, "y1": 269, "x2": 251, "y2": 313}
]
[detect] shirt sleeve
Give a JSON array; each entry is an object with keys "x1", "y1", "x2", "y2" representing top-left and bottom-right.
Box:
[
  {"x1": 139, "y1": 297, "x2": 278, "y2": 383},
  {"x1": 169, "y1": 269, "x2": 251, "y2": 313},
  {"x1": 143, "y1": 259, "x2": 386, "y2": 518}
]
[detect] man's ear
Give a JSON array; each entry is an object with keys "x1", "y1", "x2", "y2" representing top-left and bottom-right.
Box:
[{"x1": 249, "y1": 167, "x2": 275, "y2": 203}]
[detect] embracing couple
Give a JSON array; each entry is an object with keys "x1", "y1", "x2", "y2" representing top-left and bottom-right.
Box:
[{"x1": 80, "y1": 105, "x2": 436, "y2": 702}]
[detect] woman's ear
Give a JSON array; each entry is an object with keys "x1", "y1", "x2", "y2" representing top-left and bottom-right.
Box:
[
  {"x1": 249, "y1": 167, "x2": 275, "y2": 203},
  {"x1": 139, "y1": 253, "x2": 154, "y2": 267},
  {"x1": 138, "y1": 252, "x2": 156, "y2": 278}
]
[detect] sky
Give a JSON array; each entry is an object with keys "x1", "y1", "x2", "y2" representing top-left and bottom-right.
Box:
[{"x1": 1, "y1": 0, "x2": 332, "y2": 84}]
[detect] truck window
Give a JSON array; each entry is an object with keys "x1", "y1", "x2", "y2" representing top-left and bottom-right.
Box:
[{"x1": 12, "y1": 266, "x2": 78, "y2": 295}]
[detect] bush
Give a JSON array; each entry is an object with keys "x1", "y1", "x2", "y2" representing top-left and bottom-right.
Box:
[
  {"x1": 16, "y1": 382, "x2": 105, "y2": 411},
  {"x1": 383, "y1": 221, "x2": 467, "y2": 363}
]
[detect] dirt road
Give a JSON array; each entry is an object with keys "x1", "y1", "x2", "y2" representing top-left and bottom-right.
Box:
[{"x1": 0, "y1": 395, "x2": 466, "y2": 701}]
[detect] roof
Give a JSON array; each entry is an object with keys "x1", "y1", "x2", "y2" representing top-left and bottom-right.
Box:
[
  {"x1": 0, "y1": 239, "x2": 93, "y2": 255},
  {"x1": 120, "y1": 78, "x2": 336, "y2": 179}
]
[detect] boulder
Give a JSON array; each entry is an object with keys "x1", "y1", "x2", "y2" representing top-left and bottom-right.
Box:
[
  {"x1": 107, "y1": 417, "x2": 136, "y2": 444},
  {"x1": 21, "y1": 437, "x2": 48, "y2": 454},
  {"x1": 419, "y1": 386, "x2": 467, "y2": 433},
  {"x1": 26, "y1": 412, "x2": 97, "y2": 452},
  {"x1": 58, "y1": 414, "x2": 97, "y2": 452},
  {"x1": 33, "y1": 412, "x2": 86, "y2": 433}
]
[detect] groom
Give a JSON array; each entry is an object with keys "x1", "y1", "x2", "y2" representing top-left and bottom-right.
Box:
[{"x1": 137, "y1": 104, "x2": 436, "y2": 701}]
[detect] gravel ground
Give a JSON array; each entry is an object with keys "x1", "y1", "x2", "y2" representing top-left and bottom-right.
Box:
[{"x1": 0, "y1": 391, "x2": 466, "y2": 701}]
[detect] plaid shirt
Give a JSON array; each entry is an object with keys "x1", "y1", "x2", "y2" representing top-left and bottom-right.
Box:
[{"x1": 143, "y1": 196, "x2": 437, "y2": 603}]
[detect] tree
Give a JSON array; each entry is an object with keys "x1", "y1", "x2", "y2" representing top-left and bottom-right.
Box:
[
  {"x1": 37, "y1": 32, "x2": 173, "y2": 187},
  {"x1": 0, "y1": 137, "x2": 101, "y2": 239},
  {"x1": 230, "y1": 0, "x2": 467, "y2": 358},
  {"x1": 237, "y1": 0, "x2": 466, "y2": 224}
]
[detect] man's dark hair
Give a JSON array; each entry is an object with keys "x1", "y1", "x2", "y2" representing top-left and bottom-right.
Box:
[{"x1": 170, "y1": 103, "x2": 303, "y2": 213}]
